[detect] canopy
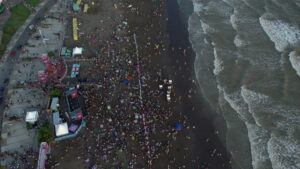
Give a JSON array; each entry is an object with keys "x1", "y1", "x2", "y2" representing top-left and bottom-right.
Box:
[
  {"x1": 72, "y1": 47, "x2": 83, "y2": 56},
  {"x1": 25, "y1": 111, "x2": 39, "y2": 123},
  {"x1": 174, "y1": 123, "x2": 183, "y2": 131},
  {"x1": 69, "y1": 124, "x2": 78, "y2": 132},
  {"x1": 55, "y1": 122, "x2": 69, "y2": 137},
  {"x1": 73, "y1": 3, "x2": 80, "y2": 11}
]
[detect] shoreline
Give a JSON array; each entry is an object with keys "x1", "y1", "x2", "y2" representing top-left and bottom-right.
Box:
[{"x1": 163, "y1": 0, "x2": 232, "y2": 168}]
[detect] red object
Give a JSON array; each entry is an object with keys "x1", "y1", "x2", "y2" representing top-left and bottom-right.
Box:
[
  {"x1": 76, "y1": 112, "x2": 83, "y2": 120},
  {"x1": 10, "y1": 51, "x2": 16, "y2": 57},
  {"x1": 71, "y1": 91, "x2": 77, "y2": 98}
]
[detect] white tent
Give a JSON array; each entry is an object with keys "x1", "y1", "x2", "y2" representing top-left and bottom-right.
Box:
[
  {"x1": 25, "y1": 111, "x2": 39, "y2": 123},
  {"x1": 55, "y1": 122, "x2": 69, "y2": 137},
  {"x1": 72, "y1": 47, "x2": 83, "y2": 56}
]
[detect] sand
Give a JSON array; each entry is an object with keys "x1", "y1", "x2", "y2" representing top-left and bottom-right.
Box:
[{"x1": 44, "y1": 0, "x2": 232, "y2": 168}]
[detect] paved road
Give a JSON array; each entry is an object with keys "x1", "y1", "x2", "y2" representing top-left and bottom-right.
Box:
[{"x1": 0, "y1": 0, "x2": 56, "y2": 150}]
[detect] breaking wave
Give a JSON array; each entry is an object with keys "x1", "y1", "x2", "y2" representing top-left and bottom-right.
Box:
[{"x1": 181, "y1": 0, "x2": 300, "y2": 168}]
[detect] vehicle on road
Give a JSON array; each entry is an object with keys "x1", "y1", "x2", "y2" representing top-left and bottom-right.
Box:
[{"x1": 10, "y1": 51, "x2": 16, "y2": 57}]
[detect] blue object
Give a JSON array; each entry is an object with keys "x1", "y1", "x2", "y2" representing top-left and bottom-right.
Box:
[
  {"x1": 175, "y1": 123, "x2": 183, "y2": 131},
  {"x1": 114, "y1": 131, "x2": 118, "y2": 136},
  {"x1": 123, "y1": 80, "x2": 128, "y2": 85},
  {"x1": 120, "y1": 110, "x2": 125, "y2": 114}
]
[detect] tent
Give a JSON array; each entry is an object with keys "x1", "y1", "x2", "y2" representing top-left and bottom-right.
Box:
[
  {"x1": 73, "y1": 3, "x2": 80, "y2": 11},
  {"x1": 174, "y1": 123, "x2": 183, "y2": 131},
  {"x1": 25, "y1": 111, "x2": 39, "y2": 124},
  {"x1": 55, "y1": 122, "x2": 69, "y2": 137},
  {"x1": 69, "y1": 124, "x2": 78, "y2": 132},
  {"x1": 72, "y1": 47, "x2": 83, "y2": 56}
]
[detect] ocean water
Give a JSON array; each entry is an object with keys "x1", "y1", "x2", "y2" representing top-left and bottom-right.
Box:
[{"x1": 177, "y1": 0, "x2": 300, "y2": 169}]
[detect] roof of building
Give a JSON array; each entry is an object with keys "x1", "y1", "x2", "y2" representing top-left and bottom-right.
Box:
[
  {"x1": 50, "y1": 97, "x2": 59, "y2": 110},
  {"x1": 25, "y1": 111, "x2": 39, "y2": 123},
  {"x1": 55, "y1": 122, "x2": 69, "y2": 137},
  {"x1": 53, "y1": 112, "x2": 61, "y2": 125}
]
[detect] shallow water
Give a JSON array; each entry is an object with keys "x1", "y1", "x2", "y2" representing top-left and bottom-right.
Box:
[{"x1": 178, "y1": 0, "x2": 300, "y2": 168}]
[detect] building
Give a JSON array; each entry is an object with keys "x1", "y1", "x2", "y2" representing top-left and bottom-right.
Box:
[
  {"x1": 55, "y1": 122, "x2": 69, "y2": 137},
  {"x1": 66, "y1": 89, "x2": 83, "y2": 120},
  {"x1": 25, "y1": 111, "x2": 39, "y2": 124},
  {"x1": 50, "y1": 97, "x2": 59, "y2": 111}
]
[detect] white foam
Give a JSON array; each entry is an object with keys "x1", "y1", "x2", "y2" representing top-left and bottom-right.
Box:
[
  {"x1": 259, "y1": 15, "x2": 300, "y2": 52},
  {"x1": 219, "y1": 87, "x2": 251, "y2": 122},
  {"x1": 200, "y1": 20, "x2": 216, "y2": 33},
  {"x1": 213, "y1": 48, "x2": 224, "y2": 75},
  {"x1": 289, "y1": 51, "x2": 300, "y2": 77},
  {"x1": 268, "y1": 134, "x2": 300, "y2": 169},
  {"x1": 234, "y1": 35, "x2": 249, "y2": 47},
  {"x1": 245, "y1": 122, "x2": 271, "y2": 169},
  {"x1": 230, "y1": 10, "x2": 238, "y2": 30},
  {"x1": 192, "y1": 0, "x2": 205, "y2": 13}
]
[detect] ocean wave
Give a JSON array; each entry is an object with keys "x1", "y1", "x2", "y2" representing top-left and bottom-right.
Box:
[
  {"x1": 259, "y1": 14, "x2": 300, "y2": 52},
  {"x1": 185, "y1": 0, "x2": 300, "y2": 168},
  {"x1": 213, "y1": 48, "x2": 224, "y2": 75},
  {"x1": 268, "y1": 134, "x2": 300, "y2": 169},
  {"x1": 245, "y1": 122, "x2": 271, "y2": 169},
  {"x1": 289, "y1": 51, "x2": 300, "y2": 77}
]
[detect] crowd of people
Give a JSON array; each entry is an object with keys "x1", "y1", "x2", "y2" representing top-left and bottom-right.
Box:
[
  {"x1": 46, "y1": 0, "x2": 193, "y2": 168},
  {"x1": 1, "y1": 0, "x2": 232, "y2": 168}
]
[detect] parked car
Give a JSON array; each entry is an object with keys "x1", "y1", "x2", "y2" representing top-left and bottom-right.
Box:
[{"x1": 10, "y1": 51, "x2": 16, "y2": 57}]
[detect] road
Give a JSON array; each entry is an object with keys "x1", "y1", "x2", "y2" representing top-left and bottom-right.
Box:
[{"x1": 0, "y1": 0, "x2": 56, "y2": 150}]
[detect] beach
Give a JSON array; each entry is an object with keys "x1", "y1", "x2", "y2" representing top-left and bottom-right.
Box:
[{"x1": 43, "y1": 0, "x2": 232, "y2": 168}]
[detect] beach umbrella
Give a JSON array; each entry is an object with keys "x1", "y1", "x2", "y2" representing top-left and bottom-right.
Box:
[{"x1": 174, "y1": 123, "x2": 183, "y2": 131}]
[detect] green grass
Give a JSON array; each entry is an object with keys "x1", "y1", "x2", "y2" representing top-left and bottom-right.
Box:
[
  {"x1": 26, "y1": 0, "x2": 41, "y2": 7},
  {"x1": 0, "y1": 3, "x2": 30, "y2": 58}
]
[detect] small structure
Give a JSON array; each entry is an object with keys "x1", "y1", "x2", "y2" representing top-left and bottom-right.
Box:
[
  {"x1": 66, "y1": 89, "x2": 83, "y2": 120},
  {"x1": 76, "y1": 0, "x2": 82, "y2": 5},
  {"x1": 37, "y1": 142, "x2": 50, "y2": 169},
  {"x1": 73, "y1": 3, "x2": 80, "y2": 11},
  {"x1": 25, "y1": 111, "x2": 39, "y2": 124},
  {"x1": 72, "y1": 47, "x2": 83, "y2": 57},
  {"x1": 73, "y1": 18, "x2": 78, "y2": 40},
  {"x1": 50, "y1": 97, "x2": 59, "y2": 111},
  {"x1": 55, "y1": 122, "x2": 69, "y2": 137},
  {"x1": 60, "y1": 47, "x2": 72, "y2": 58},
  {"x1": 38, "y1": 70, "x2": 46, "y2": 83},
  {"x1": 83, "y1": 4, "x2": 89, "y2": 13},
  {"x1": 71, "y1": 64, "x2": 80, "y2": 78},
  {"x1": 52, "y1": 112, "x2": 62, "y2": 125}
]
